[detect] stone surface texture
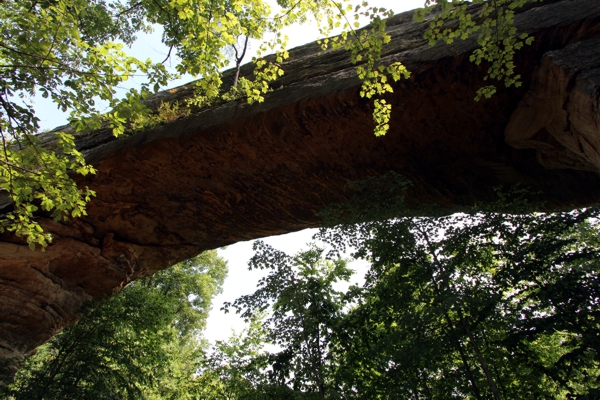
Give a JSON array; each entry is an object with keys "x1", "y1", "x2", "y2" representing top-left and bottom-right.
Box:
[
  {"x1": 1, "y1": 0, "x2": 600, "y2": 384},
  {"x1": 506, "y1": 36, "x2": 600, "y2": 172}
]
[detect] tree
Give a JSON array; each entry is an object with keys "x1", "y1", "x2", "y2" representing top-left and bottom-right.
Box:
[
  {"x1": 193, "y1": 316, "x2": 278, "y2": 399},
  {"x1": 0, "y1": 0, "x2": 539, "y2": 248},
  {"x1": 222, "y1": 241, "x2": 353, "y2": 399},
  {"x1": 321, "y1": 199, "x2": 600, "y2": 399},
  {"x1": 6, "y1": 250, "x2": 228, "y2": 399}
]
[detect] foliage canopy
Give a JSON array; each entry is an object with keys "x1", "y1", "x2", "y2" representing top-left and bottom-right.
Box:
[
  {"x1": 6, "y1": 250, "x2": 228, "y2": 399},
  {"x1": 9, "y1": 194, "x2": 600, "y2": 398},
  {"x1": 203, "y1": 202, "x2": 600, "y2": 399},
  {"x1": 324, "y1": 205, "x2": 600, "y2": 399}
]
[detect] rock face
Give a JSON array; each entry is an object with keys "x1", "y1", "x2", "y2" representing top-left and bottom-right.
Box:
[
  {"x1": 506, "y1": 36, "x2": 600, "y2": 172},
  {"x1": 1, "y1": 0, "x2": 600, "y2": 384}
]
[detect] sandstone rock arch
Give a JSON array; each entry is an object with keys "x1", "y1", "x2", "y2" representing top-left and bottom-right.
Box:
[{"x1": 1, "y1": 0, "x2": 600, "y2": 382}]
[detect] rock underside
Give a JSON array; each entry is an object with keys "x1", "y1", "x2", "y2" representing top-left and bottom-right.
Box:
[{"x1": 1, "y1": 0, "x2": 600, "y2": 384}]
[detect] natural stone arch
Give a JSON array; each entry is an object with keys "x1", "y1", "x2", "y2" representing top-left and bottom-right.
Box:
[{"x1": 1, "y1": 0, "x2": 599, "y2": 383}]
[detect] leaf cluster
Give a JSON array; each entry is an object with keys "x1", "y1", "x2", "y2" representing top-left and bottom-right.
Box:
[
  {"x1": 7, "y1": 250, "x2": 228, "y2": 399},
  {"x1": 415, "y1": 0, "x2": 538, "y2": 100}
]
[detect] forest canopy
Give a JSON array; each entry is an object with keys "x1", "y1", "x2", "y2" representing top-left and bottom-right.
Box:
[
  {"x1": 7, "y1": 200, "x2": 600, "y2": 399},
  {"x1": 7, "y1": 250, "x2": 228, "y2": 399}
]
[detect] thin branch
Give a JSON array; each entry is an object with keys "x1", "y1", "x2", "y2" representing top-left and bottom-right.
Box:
[
  {"x1": 28, "y1": 1, "x2": 38, "y2": 13},
  {"x1": 328, "y1": 0, "x2": 364, "y2": 51},
  {"x1": 260, "y1": 0, "x2": 303, "y2": 22},
  {"x1": 116, "y1": 1, "x2": 143, "y2": 18},
  {"x1": 0, "y1": 43, "x2": 97, "y2": 77},
  {"x1": 161, "y1": 44, "x2": 174, "y2": 64},
  {"x1": 0, "y1": 158, "x2": 42, "y2": 176},
  {"x1": 233, "y1": 35, "x2": 249, "y2": 87},
  {"x1": 0, "y1": 125, "x2": 17, "y2": 207}
]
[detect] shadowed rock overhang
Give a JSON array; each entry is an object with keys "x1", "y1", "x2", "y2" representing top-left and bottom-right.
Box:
[{"x1": 1, "y1": 0, "x2": 600, "y2": 383}]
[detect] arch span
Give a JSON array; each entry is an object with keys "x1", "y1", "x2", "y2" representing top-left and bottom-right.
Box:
[{"x1": 1, "y1": 0, "x2": 600, "y2": 382}]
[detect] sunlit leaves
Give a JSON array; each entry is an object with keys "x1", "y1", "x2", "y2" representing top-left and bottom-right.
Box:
[
  {"x1": 0, "y1": 133, "x2": 96, "y2": 250},
  {"x1": 373, "y1": 99, "x2": 391, "y2": 137},
  {"x1": 319, "y1": 3, "x2": 410, "y2": 137},
  {"x1": 415, "y1": 0, "x2": 538, "y2": 100}
]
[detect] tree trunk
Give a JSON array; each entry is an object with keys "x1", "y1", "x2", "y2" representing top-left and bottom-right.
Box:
[{"x1": 455, "y1": 306, "x2": 501, "y2": 400}]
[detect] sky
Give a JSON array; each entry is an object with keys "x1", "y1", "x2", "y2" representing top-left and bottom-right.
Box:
[{"x1": 31, "y1": 0, "x2": 427, "y2": 344}]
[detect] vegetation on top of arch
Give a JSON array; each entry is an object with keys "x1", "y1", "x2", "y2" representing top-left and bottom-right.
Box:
[{"x1": 0, "y1": 0, "x2": 540, "y2": 249}]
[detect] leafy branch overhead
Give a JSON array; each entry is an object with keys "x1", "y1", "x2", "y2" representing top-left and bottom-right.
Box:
[
  {"x1": 0, "y1": 0, "x2": 537, "y2": 248},
  {"x1": 415, "y1": 0, "x2": 538, "y2": 100}
]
